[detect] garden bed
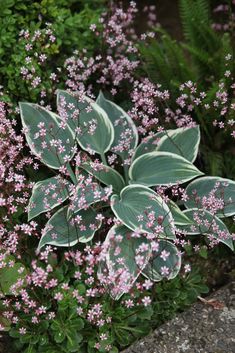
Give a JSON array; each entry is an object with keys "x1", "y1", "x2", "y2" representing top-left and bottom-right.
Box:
[{"x1": 0, "y1": 1, "x2": 234, "y2": 353}]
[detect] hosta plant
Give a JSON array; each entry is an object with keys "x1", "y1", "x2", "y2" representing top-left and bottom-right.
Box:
[{"x1": 19, "y1": 90, "x2": 234, "y2": 299}]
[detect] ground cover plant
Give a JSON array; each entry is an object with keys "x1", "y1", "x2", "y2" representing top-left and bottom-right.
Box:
[
  {"x1": 0, "y1": 0, "x2": 105, "y2": 105},
  {"x1": 0, "y1": 1, "x2": 234, "y2": 353}
]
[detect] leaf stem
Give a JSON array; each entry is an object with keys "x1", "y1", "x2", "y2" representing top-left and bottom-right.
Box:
[
  {"x1": 66, "y1": 163, "x2": 77, "y2": 184},
  {"x1": 123, "y1": 164, "x2": 129, "y2": 184},
  {"x1": 101, "y1": 152, "x2": 107, "y2": 165}
]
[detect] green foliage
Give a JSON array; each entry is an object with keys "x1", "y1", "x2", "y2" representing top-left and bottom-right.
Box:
[
  {"x1": 140, "y1": 0, "x2": 233, "y2": 92},
  {"x1": 0, "y1": 0, "x2": 105, "y2": 104},
  {"x1": 0, "y1": 256, "x2": 27, "y2": 296},
  {"x1": 138, "y1": 0, "x2": 234, "y2": 180},
  {"x1": 9, "y1": 258, "x2": 209, "y2": 353},
  {"x1": 179, "y1": 0, "x2": 231, "y2": 80},
  {"x1": 20, "y1": 90, "x2": 234, "y2": 303},
  {"x1": 139, "y1": 29, "x2": 194, "y2": 96}
]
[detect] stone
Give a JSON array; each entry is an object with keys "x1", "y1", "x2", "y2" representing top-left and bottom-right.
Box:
[{"x1": 123, "y1": 282, "x2": 235, "y2": 353}]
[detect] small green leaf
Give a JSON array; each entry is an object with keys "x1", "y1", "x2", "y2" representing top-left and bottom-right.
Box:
[
  {"x1": 54, "y1": 331, "x2": 65, "y2": 344},
  {"x1": 28, "y1": 176, "x2": 72, "y2": 221},
  {"x1": 0, "y1": 257, "x2": 26, "y2": 295},
  {"x1": 142, "y1": 240, "x2": 181, "y2": 281},
  {"x1": 129, "y1": 151, "x2": 203, "y2": 186},
  {"x1": 111, "y1": 185, "x2": 175, "y2": 239}
]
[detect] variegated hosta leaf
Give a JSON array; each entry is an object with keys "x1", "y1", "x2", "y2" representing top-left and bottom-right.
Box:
[
  {"x1": 57, "y1": 89, "x2": 80, "y2": 130},
  {"x1": 133, "y1": 126, "x2": 200, "y2": 163},
  {"x1": 19, "y1": 102, "x2": 75, "y2": 169},
  {"x1": 132, "y1": 131, "x2": 167, "y2": 161},
  {"x1": 28, "y1": 176, "x2": 72, "y2": 221},
  {"x1": 111, "y1": 185, "x2": 175, "y2": 239},
  {"x1": 68, "y1": 182, "x2": 112, "y2": 218},
  {"x1": 179, "y1": 209, "x2": 234, "y2": 251},
  {"x1": 96, "y1": 91, "x2": 138, "y2": 160},
  {"x1": 129, "y1": 151, "x2": 203, "y2": 186},
  {"x1": 57, "y1": 90, "x2": 114, "y2": 155},
  {"x1": 80, "y1": 161, "x2": 125, "y2": 193},
  {"x1": 156, "y1": 126, "x2": 200, "y2": 163},
  {"x1": 168, "y1": 200, "x2": 193, "y2": 225},
  {"x1": 38, "y1": 206, "x2": 102, "y2": 249},
  {"x1": 185, "y1": 176, "x2": 235, "y2": 218},
  {"x1": 142, "y1": 240, "x2": 181, "y2": 281},
  {"x1": 99, "y1": 225, "x2": 151, "y2": 300}
]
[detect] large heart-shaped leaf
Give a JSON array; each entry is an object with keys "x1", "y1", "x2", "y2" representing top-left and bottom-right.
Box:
[
  {"x1": 132, "y1": 131, "x2": 167, "y2": 161},
  {"x1": 28, "y1": 176, "x2": 72, "y2": 221},
  {"x1": 38, "y1": 206, "x2": 102, "y2": 249},
  {"x1": 99, "y1": 224, "x2": 151, "y2": 300},
  {"x1": 185, "y1": 176, "x2": 235, "y2": 218},
  {"x1": 68, "y1": 182, "x2": 111, "y2": 217},
  {"x1": 129, "y1": 151, "x2": 203, "y2": 186},
  {"x1": 179, "y1": 209, "x2": 234, "y2": 250},
  {"x1": 142, "y1": 240, "x2": 181, "y2": 281},
  {"x1": 156, "y1": 126, "x2": 200, "y2": 162},
  {"x1": 80, "y1": 161, "x2": 125, "y2": 193},
  {"x1": 96, "y1": 91, "x2": 138, "y2": 160},
  {"x1": 111, "y1": 185, "x2": 175, "y2": 239},
  {"x1": 57, "y1": 90, "x2": 114, "y2": 155},
  {"x1": 19, "y1": 102, "x2": 75, "y2": 169}
]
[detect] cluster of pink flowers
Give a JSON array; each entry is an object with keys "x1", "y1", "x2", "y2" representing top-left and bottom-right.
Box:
[
  {"x1": 0, "y1": 2, "x2": 234, "y2": 351},
  {"x1": 64, "y1": 2, "x2": 155, "y2": 96},
  {"x1": 19, "y1": 23, "x2": 59, "y2": 106},
  {"x1": 212, "y1": 1, "x2": 235, "y2": 32}
]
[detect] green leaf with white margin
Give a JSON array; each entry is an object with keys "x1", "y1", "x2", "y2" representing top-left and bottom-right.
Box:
[
  {"x1": 100, "y1": 224, "x2": 151, "y2": 300},
  {"x1": 129, "y1": 151, "x2": 204, "y2": 186},
  {"x1": 132, "y1": 131, "x2": 169, "y2": 161},
  {"x1": 57, "y1": 90, "x2": 114, "y2": 155},
  {"x1": 111, "y1": 185, "x2": 175, "y2": 239},
  {"x1": 68, "y1": 182, "x2": 111, "y2": 218},
  {"x1": 156, "y1": 126, "x2": 200, "y2": 162},
  {"x1": 185, "y1": 176, "x2": 235, "y2": 218},
  {"x1": 178, "y1": 208, "x2": 234, "y2": 251},
  {"x1": 38, "y1": 206, "x2": 102, "y2": 249},
  {"x1": 96, "y1": 91, "x2": 138, "y2": 159},
  {"x1": 28, "y1": 176, "x2": 72, "y2": 221},
  {"x1": 80, "y1": 161, "x2": 125, "y2": 193},
  {"x1": 57, "y1": 89, "x2": 80, "y2": 130},
  {"x1": 142, "y1": 240, "x2": 181, "y2": 281},
  {"x1": 19, "y1": 102, "x2": 75, "y2": 169},
  {"x1": 168, "y1": 200, "x2": 193, "y2": 225}
]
